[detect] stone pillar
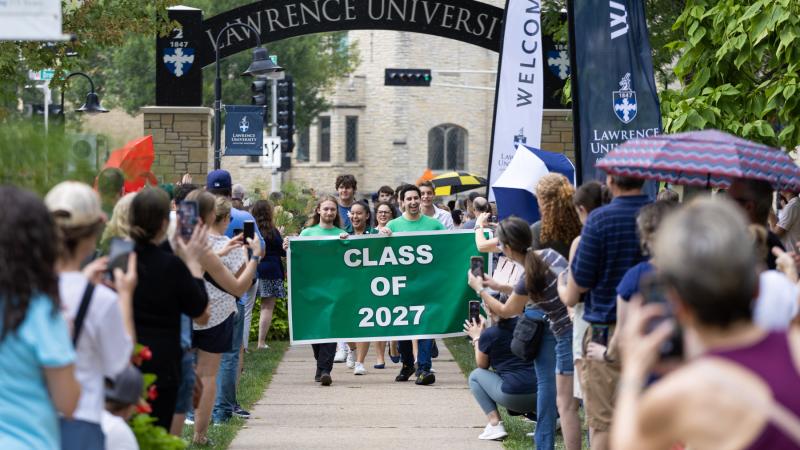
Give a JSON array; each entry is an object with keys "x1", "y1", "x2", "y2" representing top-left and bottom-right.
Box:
[
  {"x1": 142, "y1": 106, "x2": 213, "y2": 186},
  {"x1": 541, "y1": 110, "x2": 575, "y2": 162}
]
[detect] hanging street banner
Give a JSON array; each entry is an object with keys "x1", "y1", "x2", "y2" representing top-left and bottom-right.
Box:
[
  {"x1": 288, "y1": 231, "x2": 488, "y2": 344},
  {"x1": 224, "y1": 105, "x2": 265, "y2": 156},
  {"x1": 487, "y1": 0, "x2": 544, "y2": 201},
  {"x1": 570, "y1": 0, "x2": 661, "y2": 183}
]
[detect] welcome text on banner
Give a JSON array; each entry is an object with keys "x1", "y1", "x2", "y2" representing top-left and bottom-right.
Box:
[{"x1": 288, "y1": 230, "x2": 489, "y2": 344}]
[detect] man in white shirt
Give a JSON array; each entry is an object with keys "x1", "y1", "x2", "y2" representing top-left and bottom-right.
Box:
[
  {"x1": 772, "y1": 190, "x2": 800, "y2": 250},
  {"x1": 102, "y1": 366, "x2": 143, "y2": 450},
  {"x1": 418, "y1": 181, "x2": 455, "y2": 230}
]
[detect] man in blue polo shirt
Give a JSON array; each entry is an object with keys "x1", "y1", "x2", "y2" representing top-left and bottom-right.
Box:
[{"x1": 561, "y1": 174, "x2": 648, "y2": 450}]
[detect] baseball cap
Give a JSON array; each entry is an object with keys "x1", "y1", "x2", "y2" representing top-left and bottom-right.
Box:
[
  {"x1": 44, "y1": 181, "x2": 104, "y2": 227},
  {"x1": 105, "y1": 366, "x2": 143, "y2": 405},
  {"x1": 207, "y1": 170, "x2": 232, "y2": 190}
]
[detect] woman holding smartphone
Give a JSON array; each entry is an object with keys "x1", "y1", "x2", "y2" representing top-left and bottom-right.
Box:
[
  {"x1": 468, "y1": 215, "x2": 579, "y2": 450},
  {"x1": 184, "y1": 190, "x2": 263, "y2": 446},
  {"x1": 340, "y1": 201, "x2": 381, "y2": 375},
  {"x1": 284, "y1": 195, "x2": 344, "y2": 386}
]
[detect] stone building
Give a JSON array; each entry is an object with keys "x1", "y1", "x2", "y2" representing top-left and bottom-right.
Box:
[{"x1": 150, "y1": 0, "x2": 574, "y2": 196}]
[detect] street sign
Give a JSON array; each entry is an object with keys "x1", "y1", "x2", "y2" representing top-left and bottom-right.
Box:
[
  {"x1": 262, "y1": 136, "x2": 282, "y2": 168},
  {"x1": 28, "y1": 70, "x2": 55, "y2": 81}
]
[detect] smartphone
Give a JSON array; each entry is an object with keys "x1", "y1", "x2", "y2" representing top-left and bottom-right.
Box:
[
  {"x1": 591, "y1": 324, "x2": 609, "y2": 346},
  {"x1": 243, "y1": 220, "x2": 255, "y2": 243},
  {"x1": 490, "y1": 215, "x2": 497, "y2": 223},
  {"x1": 177, "y1": 201, "x2": 199, "y2": 241},
  {"x1": 470, "y1": 256, "x2": 484, "y2": 278},
  {"x1": 468, "y1": 300, "x2": 481, "y2": 324},
  {"x1": 640, "y1": 274, "x2": 683, "y2": 360},
  {"x1": 107, "y1": 238, "x2": 134, "y2": 281}
]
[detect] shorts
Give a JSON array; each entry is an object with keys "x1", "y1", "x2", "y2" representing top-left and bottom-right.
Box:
[
  {"x1": 554, "y1": 330, "x2": 574, "y2": 375},
  {"x1": 193, "y1": 312, "x2": 235, "y2": 353},
  {"x1": 258, "y1": 278, "x2": 286, "y2": 298},
  {"x1": 60, "y1": 418, "x2": 104, "y2": 450},
  {"x1": 174, "y1": 349, "x2": 195, "y2": 414},
  {"x1": 579, "y1": 324, "x2": 621, "y2": 432}
]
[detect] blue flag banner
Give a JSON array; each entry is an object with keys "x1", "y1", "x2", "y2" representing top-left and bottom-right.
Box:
[
  {"x1": 224, "y1": 105, "x2": 265, "y2": 156},
  {"x1": 493, "y1": 145, "x2": 575, "y2": 224},
  {"x1": 570, "y1": 0, "x2": 661, "y2": 183}
]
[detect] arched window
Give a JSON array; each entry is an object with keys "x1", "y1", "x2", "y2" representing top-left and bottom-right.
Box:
[{"x1": 428, "y1": 124, "x2": 467, "y2": 171}]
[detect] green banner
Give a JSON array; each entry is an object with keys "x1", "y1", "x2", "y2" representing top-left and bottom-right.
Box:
[{"x1": 288, "y1": 230, "x2": 488, "y2": 344}]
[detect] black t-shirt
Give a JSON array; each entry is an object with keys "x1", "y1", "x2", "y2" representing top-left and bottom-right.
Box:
[
  {"x1": 134, "y1": 242, "x2": 208, "y2": 386},
  {"x1": 478, "y1": 319, "x2": 537, "y2": 394}
]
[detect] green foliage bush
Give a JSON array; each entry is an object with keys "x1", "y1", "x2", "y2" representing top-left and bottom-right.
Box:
[{"x1": 248, "y1": 293, "x2": 290, "y2": 343}]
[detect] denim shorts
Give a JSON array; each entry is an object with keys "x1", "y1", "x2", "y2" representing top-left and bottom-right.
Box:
[{"x1": 554, "y1": 330, "x2": 574, "y2": 375}]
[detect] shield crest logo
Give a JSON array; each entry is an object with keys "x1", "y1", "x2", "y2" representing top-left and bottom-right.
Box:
[
  {"x1": 162, "y1": 48, "x2": 195, "y2": 78},
  {"x1": 547, "y1": 50, "x2": 570, "y2": 80},
  {"x1": 612, "y1": 73, "x2": 638, "y2": 124},
  {"x1": 239, "y1": 116, "x2": 250, "y2": 133}
]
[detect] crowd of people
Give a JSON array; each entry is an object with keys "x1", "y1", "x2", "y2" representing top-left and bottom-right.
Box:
[{"x1": 1, "y1": 164, "x2": 800, "y2": 450}]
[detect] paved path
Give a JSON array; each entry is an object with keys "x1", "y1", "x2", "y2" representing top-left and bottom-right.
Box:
[{"x1": 229, "y1": 340, "x2": 502, "y2": 449}]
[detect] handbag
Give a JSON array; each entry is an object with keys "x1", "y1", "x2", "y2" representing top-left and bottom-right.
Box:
[{"x1": 510, "y1": 309, "x2": 547, "y2": 362}]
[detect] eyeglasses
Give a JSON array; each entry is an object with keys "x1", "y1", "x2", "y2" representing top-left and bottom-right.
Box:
[{"x1": 377, "y1": 210, "x2": 391, "y2": 214}]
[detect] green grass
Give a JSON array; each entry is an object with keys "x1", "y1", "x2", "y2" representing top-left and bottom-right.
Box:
[
  {"x1": 181, "y1": 340, "x2": 289, "y2": 449},
  {"x1": 444, "y1": 337, "x2": 568, "y2": 450}
]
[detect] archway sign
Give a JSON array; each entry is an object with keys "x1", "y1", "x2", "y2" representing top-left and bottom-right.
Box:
[{"x1": 157, "y1": 0, "x2": 505, "y2": 106}]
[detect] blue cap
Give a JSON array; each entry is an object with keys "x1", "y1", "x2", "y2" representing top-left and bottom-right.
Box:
[{"x1": 207, "y1": 170, "x2": 232, "y2": 190}]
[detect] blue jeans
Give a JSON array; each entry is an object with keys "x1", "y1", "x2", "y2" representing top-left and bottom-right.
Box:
[
  {"x1": 527, "y1": 308, "x2": 557, "y2": 450},
  {"x1": 60, "y1": 418, "x2": 104, "y2": 450},
  {"x1": 554, "y1": 329, "x2": 574, "y2": 375},
  {"x1": 213, "y1": 302, "x2": 245, "y2": 422},
  {"x1": 398, "y1": 338, "x2": 433, "y2": 372},
  {"x1": 468, "y1": 368, "x2": 537, "y2": 416},
  {"x1": 175, "y1": 349, "x2": 195, "y2": 414}
]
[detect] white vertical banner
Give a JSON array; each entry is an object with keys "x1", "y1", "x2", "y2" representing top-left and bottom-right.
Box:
[
  {"x1": 0, "y1": 0, "x2": 70, "y2": 41},
  {"x1": 487, "y1": 0, "x2": 545, "y2": 201}
]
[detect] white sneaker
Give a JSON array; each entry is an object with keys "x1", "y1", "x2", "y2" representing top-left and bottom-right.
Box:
[
  {"x1": 346, "y1": 349, "x2": 356, "y2": 368},
  {"x1": 334, "y1": 344, "x2": 347, "y2": 363},
  {"x1": 478, "y1": 422, "x2": 507, "y2": 440},
  {"x1": 353, "y1": 362, "x2": 366, "y2": 375}
]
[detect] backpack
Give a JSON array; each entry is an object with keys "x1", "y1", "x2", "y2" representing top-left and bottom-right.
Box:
[{"x1": 510, "y1": 309, "x2": 546, "y2": 361}]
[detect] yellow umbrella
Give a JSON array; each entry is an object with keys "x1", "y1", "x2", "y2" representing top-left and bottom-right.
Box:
[{"x1": 431, "y1": 171, "x2": 487, "y2": 196}]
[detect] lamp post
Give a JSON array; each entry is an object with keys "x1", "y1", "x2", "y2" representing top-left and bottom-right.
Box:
[
  {"x1": 213, "y1": 23, "x2": 283, "y2": 170},
  {"x1": 59, "y1": 72, "x2": 108, "y2": 116}
]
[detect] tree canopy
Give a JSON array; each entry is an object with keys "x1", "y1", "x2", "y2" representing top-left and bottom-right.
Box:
[{"x1": 660, "y1": 0, "x2": 800, "y2": 149}]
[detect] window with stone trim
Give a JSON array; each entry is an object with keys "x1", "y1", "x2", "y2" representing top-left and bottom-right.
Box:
[
  {"x1": 428, "y1": 124, "x2": 467, "y2": 171},
  {"x1": 296, "y1": 127, "x2": 310, "y2": 162},
  {"x1": 318, "y1": 116, "x2": 331, "y2": 162},
  {"x1": 345, "y1": 116, "x2": 358, "y2": 162}
]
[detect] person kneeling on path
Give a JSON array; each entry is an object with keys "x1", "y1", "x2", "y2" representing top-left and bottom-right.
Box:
[
  {"x1": 380, "y1": 185, "x2": 446, "y2": 385},
  {"x1": 284, "y1": 195, "x2": 345, "y2": 386},
  {"x1": 465, "y1": 309, "x2": 537, "y2": 441}
]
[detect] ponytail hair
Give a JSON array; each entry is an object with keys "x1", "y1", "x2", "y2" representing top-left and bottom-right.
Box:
[
  {"x1": 129, "y1": 187, "x2": 170, "y2": 244},
  {"x1": 496, "y1": 216, "x2": 550, "y2": 301}
]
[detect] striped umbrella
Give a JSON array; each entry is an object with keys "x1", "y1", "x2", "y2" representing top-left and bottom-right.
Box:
[
  {"x1": 596, "y1": 130, "x2": 800, "y2": 191},
  {"x1": 431, "y1": 171, "x2": 488, "y2": 196}
]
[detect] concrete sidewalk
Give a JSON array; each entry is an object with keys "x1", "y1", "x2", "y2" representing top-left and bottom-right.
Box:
[{"x1": 229, "y1": 340, "x2": 502, "y2": 449}]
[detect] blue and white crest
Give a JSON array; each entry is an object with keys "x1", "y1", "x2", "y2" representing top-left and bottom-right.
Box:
[
  {"x1": 547, "y1": 50, "x2": 570, "y2": 80},
  {"x1": 513, "y1": 128, "x2": 527, "y2": 146},
  {"x1": 163, "y1": 47, "x2": 195, "y2": 77},
  {"x1": 612, "y1": 73, "x2": 637, "y2": 124},
  {"x1": 239, "y1": 116, "x2": 250, "y2": 133}
]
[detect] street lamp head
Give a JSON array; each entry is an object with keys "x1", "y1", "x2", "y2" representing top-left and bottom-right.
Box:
[
  {"x1": 76, "y1": 91, "x2": 108, "y2": 114},
  {"x1": 242, "y1": 46, "x2": 283, "y2": 77}
]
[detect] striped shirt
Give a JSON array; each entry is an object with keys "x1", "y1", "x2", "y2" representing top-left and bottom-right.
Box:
[
  {"x1": 570, "y1": 195, "x2": 649, "y2": 323},
  {"x1": 514, "y1": 248, "x2": 572, "y2": 336}
]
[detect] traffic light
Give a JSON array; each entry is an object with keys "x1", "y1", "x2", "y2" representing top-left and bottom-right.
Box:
[
  {"x1": 276, "y1": 75, "x2": 295, "y2": 153},
  {"x1": 385, "y1": 68, "x2": 432, "y2": 86},
  {"x1": 277, "y1": 153, "x2": 291, "y2": 172},
  {"x1": 251, "y1": 79, "x2": 268, "y2": 107}
]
